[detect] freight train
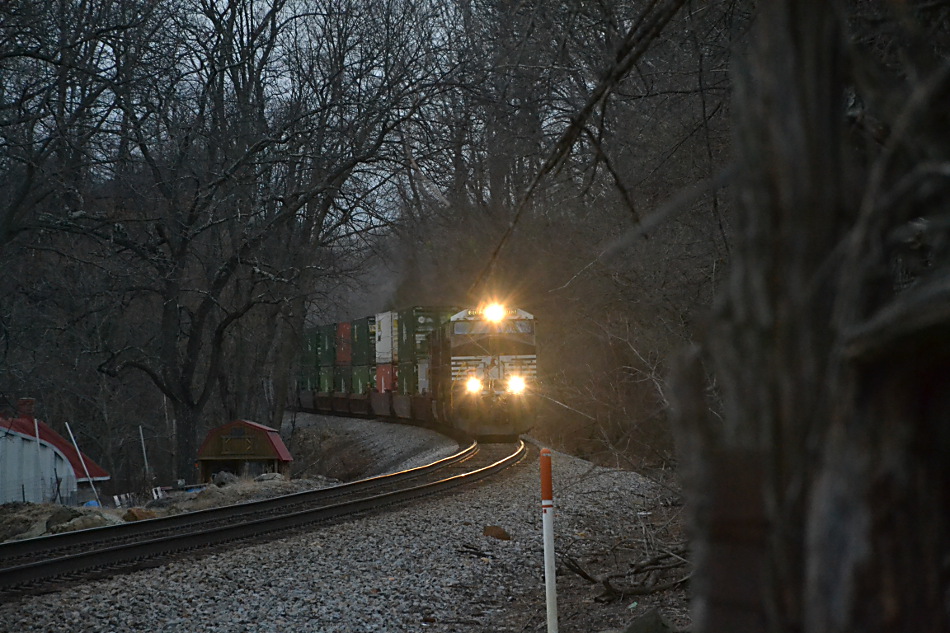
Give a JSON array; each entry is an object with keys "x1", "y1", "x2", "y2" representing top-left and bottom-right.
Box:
[{"x1": 293, "y1": 304, "x2": 538, "y2": 439}]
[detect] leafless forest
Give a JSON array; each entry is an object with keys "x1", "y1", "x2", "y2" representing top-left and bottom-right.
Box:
[
  {"x1": 0, "y1": 0, "x2": 736, "y2": 483},
  {"x1": 1, "y1": 1, "x2": 947, "y2": 630}
]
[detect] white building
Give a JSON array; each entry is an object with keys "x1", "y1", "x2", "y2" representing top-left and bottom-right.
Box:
[{"x1": 0, "y1": 399, "x2": 110, "y2": 505}]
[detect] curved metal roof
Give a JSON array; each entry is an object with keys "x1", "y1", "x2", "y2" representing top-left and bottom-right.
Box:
[{"x1": 0, "y1": 415, "x2": 110, "y2": 482}]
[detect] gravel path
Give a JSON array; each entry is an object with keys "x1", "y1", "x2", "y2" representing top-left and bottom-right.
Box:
[{"x1": 0, "y1": 418, "x2": 688, "y2": 633}]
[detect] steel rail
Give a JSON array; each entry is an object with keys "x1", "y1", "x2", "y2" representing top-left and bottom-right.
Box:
[
  {"x1": 0, "y1": 438, "x2": 477, "y2": 567},
  {"x1": 0, "y1": 440, "x2": 525, "y2": 595}
]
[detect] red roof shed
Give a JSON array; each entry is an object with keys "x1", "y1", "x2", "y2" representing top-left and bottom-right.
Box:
[
  {"x1": 196, "y1": 419, "x2": 293, "y2": 482},
  {"x1": 1, "y1": 398, "x2": 110, "y2": 505},
  {"x1": 0, "y1": 412, "x2": 110, "y2": 483}
]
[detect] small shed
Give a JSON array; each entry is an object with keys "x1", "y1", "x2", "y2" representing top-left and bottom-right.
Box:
[
  {"x1": 196, "y1": 419, "x2": 293, "y2": 482},
  {"x1": 0, "y1": 398, "x2": 110, "y2": 505}
]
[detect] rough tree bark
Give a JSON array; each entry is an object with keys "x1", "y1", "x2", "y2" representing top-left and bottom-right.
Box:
[{"x1": 673, "y1": 1, "x2": 949, "y2": 632}]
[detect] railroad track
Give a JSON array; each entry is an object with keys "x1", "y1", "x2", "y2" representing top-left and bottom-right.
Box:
[{"x1": 0, "y1": 439, "x2": 526, "y2": 597}]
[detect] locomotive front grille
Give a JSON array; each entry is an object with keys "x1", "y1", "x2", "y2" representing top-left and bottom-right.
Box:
[{"x1": 450, "y1": 355, "x2": 537, "y2": 382}]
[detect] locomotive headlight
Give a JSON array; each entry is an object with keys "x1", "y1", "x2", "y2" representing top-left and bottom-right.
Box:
[
  {"x1": 507, "y1": 375, "x2": 527, "y2": 395},
  {"x1": 484, "y1": 303, "x2": 506, "y2": 323},
  {"x1": 465, "y1": 377, "x2": 483, "y2": 393}
]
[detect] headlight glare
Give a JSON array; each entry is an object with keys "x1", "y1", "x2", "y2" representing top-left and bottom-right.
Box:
[
  {"x1": 465, "y1": 377, "x2": 483, "y2": 393},
  {"x1": 507, "y1": 375, "x2": 527, "y2": 395},
  {"x1": 484, "y1": 303, "x2": 506, "y2": 322}
]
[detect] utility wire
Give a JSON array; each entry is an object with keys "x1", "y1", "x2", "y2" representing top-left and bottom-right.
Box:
[{"x1": 468, "y1": 0, "x2": 689, "y2": 296}]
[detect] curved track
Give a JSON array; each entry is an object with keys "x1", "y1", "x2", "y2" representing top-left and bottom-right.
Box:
[{"x1": 0, "y1": 439, "x2": 525, "y2": 598}]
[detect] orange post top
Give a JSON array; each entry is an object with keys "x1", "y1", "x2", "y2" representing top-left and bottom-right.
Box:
[{"x1": 540, "y1": 448, "x2": 553, "y2": 501}]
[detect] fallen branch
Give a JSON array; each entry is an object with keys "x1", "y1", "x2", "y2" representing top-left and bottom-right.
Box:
[
  {"x1": 562, "y1": 555, "x2": 601, "y2": 584},
  {"x1": 599, "y1": 572, "x2": 693, "y2": 602},
  {"x1": 561, "y1": 552, "x2": 691, "y2": 603}
]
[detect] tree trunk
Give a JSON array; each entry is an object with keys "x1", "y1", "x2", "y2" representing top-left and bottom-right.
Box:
[
  {"x1": 674, "y1": 2, "x2": 950, "y2": 632},
  {"x1": 172, "y1": 402, "x2": 200, "y2": 484},
  {"x1": 806, "y1": 349, "x2": 950, "y2": 632}
]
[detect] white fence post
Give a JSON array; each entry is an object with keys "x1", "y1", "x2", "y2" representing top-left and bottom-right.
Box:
[{"x1": 541, "y1": 448, "x2": 558, "y2": 633}]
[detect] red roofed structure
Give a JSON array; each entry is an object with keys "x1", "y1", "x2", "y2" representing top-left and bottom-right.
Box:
[
  {"x1": 196, "y1": 419, "x2": 293, "y2": 482},
  {"x1": 0, "y1": 398, "x2": 110, "y2": 505}
]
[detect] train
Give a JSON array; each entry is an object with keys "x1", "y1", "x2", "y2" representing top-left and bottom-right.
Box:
[{"x1": 292, "y1": 303, "x2": 538, "y2": 439}]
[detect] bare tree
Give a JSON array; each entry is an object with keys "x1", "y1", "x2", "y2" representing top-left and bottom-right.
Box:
[
  {"x1": 84, "y1": 0, "x2": 448, "y2": 479},
  {"x1": 673, "y1": 1, "x2": 950, "y2": 630},
  {"x1": 388, "y1": 0, "x2": 737, "y2": 468},
  {"x1": 1, "y1": 0, "x2": 452, "y2": 482},
  {"x1": 0, "y1": 0, "x2": 159, "y2": 245}
]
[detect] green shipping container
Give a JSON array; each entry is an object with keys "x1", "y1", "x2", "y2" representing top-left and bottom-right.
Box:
[
  {"x1": 397, "y1": 362, "x2": 418, "y2": 395},
  {"x1": 317, "y1": 324, "x2": 336, "y2": 367},
  {"x1": 397, "y1": 306, "x2": 457, "y2": 364},
  {"x1": 333, "y1": 365, "x2": 352, "y2": 393},
  {"x1": 297, "y1": 328, "x2": 319, "y2": 390},
  {"x1": 351, "y1": 316, "x2": 376, "y2": 366},
  {"x1": 318, "y1": 366, "x2": 334, "y2": 394},
  {"x1": 296, "y1": 371, "x2": 314, "y2": 392},
  {"x1": 351, "y1": 365, "x2": 375, "y2": 394}
]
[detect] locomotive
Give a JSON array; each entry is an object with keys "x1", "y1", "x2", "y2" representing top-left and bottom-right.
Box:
[{"x1": 294, "y1": 303, "x2": 538, "y2": 439}]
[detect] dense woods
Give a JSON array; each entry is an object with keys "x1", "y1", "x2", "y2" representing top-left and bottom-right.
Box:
[
  {"x1": 1, "y1": 0, "x2": 734, "y2": 482},
  {"x1": 1, "y1": 0, "x2": 947, "y2": 630}
]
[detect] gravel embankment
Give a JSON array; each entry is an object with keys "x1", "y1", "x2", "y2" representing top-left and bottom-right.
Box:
[
  {"x1": 283, "y1": 413, "x2": 463, "y2": 480},
  {"x1": 0, "y1": 417, "x2": 687, "y2": 633}
]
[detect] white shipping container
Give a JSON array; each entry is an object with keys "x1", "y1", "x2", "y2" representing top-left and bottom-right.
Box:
[
  {"x1": 375, "y1": 311, "x2": 398, "y2": 363},
  {"x1": 417, "y1": 358, "x2": 430, "y2": 393}
]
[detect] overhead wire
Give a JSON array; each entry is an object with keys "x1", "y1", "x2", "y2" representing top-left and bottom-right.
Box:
[{"x1": 468, "y1": 0, "x2": 690, "y2": 297}]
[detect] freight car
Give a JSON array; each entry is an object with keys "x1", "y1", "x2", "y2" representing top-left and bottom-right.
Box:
[{"x1": 293, "y1": 304, "x2": 538, "y2": 439}]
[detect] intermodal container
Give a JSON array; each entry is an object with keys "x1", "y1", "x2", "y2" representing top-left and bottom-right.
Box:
[
  {"x1": 417, "y1": 358, "x2": 430, "y2": 394},
  {"x1": 333, "y1": 365, "x2": 352, "y2": 393},
  {"x1": 428, "y1": 326, "x2": 450, "y2": 399},
  {"x1": 375, "y1": 311, "x2": 398, "y2": 363},
  {"x1": 351, "y1": 316, "x2": 376, "y2": 366},
  {"x1": 296, "y1": 372, "x2": 314, "y2": 392},
  {"x1": 317, "y1": 324, "x2": 336, "y2": 367},
  {"x1": 335, "y1": 321, "x2": 352, "y2": 365},
  {"x1": 297, "y1": 329, "x2": 318, "y2": 390},
  {"x1": 352, "y1": 365, "x2": 375, "y2": 395},
  {"x1": 397, "y1": 306, "x2": 457, "y2": 363},
  {"x1": 376, "y1": 363, "x2": 397, "y2": 393},
  {"x1": 297, "y1": 368, "x2": 317, "y2": 392},
  {"x1": 300, "y1": 328, "x2": 317, "y2": 365},
  {"x1": 318, "y1": 366, "x2": 334, "y2": 394},
  {"x1": 397, "y1": 361, "x2": 417, "y2": 395}
]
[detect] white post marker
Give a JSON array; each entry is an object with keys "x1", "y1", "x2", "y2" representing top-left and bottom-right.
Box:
[
  {"x1": 66, "y1": 421, "x2": 101, "y2": 507},
  {"x1": 33, "y1": 414, "x2": 42, "y2": 502},
  {"x1": 540, "y1": 448, "x2": 558, "y2": 633},
  {"x1": 139, "y1": 425, "x2": 151, "y2": 479}
]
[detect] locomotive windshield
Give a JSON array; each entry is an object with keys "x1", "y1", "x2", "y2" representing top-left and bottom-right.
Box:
[{"x1": 453, "y1": 320, "x2": 534, "y2": 335}]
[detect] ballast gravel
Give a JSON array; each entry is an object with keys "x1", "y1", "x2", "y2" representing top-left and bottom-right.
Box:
[{"x1": 0, "y1": 419, "x2": 675, "y2": 633}]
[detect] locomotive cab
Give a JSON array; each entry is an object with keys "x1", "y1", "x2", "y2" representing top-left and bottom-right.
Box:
[{"x1": 431, "y1": 305, "x2": 538, "y2": 438}]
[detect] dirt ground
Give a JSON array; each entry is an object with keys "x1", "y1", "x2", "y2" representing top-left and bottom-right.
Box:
[
  {"x1": 525, "y1": 486, "x2": 692, "y2": 632},
  {"x1": 0, "y1": 422, "x2": 371, "y2": 543},
  {"x1": 0, "y1": 473, "x2": 339, "y2": 543},
  {"x1": 0, "y1": 420, "x2": 692, "y2": 631}
]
